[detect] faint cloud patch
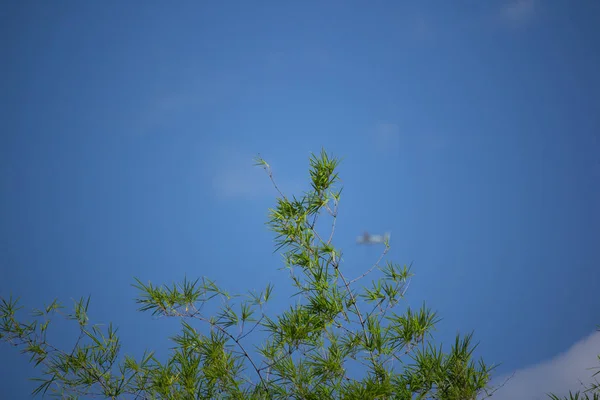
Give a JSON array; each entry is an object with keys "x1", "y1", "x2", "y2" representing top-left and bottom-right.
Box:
[
  {"x1": 371, "y1": 122, "x2": 448, "y2": 156},
  {"x1": 500, "y1": 0, "x2": 536, "y2": 24},
  {"x1": 206, "y1": 145, "x2": 303, "y2": 201},
  {"x1": 133, "y1": 71, "x2": 240, "y2": 136},
  {"x1": 216, "y1": 166, "x2": 268, "y2": 200},
  {"x1": 208, "y1": 147, "x2": 271, "y2": 200},
  {"x1": 485, "y1": 329, "x2": 600, "y2": 399},
  {"x1": 409, "y1": 16, "x2": 435, "y2": 43},
  {"x1": 264, "y1": 47, "x2": 333, "y2": 76},
  {"x1": 422, "y1": 133, "x2": 446, "y2": 153},
  {"x1": 373, "y1": 122, "x2": 402, "y2": 154}
]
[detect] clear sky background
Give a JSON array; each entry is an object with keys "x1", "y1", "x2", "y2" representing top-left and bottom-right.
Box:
[{"x1": 1, "y1": 1, "x2": 599, "y2": 398}]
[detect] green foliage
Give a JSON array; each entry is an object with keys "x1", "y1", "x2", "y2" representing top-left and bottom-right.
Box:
[{"x1": 2, "y1": 149, "x2": 500, "y2": 399}]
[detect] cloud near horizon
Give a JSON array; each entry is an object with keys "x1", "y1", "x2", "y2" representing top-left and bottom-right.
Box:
[{"x1": 486, "y1": 329, "x2": 600, "y2": 399}]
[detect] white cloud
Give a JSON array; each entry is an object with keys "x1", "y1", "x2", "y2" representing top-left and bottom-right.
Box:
[
  {"x1": 501, "y1": 0, "x2": 536, "y2": 24},
  {"x1": 485, "y1": 329, "x2": 600, "y2": 399}
]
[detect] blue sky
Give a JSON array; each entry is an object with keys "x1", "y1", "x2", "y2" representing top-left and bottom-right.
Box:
[{"x1": 1, "y1": 0, "x2": 599, "y2": 398}]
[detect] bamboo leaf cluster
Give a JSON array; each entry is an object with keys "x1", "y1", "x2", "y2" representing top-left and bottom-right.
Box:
[{"x1": 2, "y1": 149, "x2": 501, "y2": 399}]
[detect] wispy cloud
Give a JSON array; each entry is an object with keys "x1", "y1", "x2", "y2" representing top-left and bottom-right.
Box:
[
  {"x1": 206, "y1": 146, "x2": 271, "y2": 200},
  {"x1": 408, "y1": 15, "x2": 435, "y2": 43},
  {"x1": 372, "y1": 122, "x2": 402, "y2": 154},
  {"x1": 205, "y1": 144, "x2": 303, "y2": 201},
  {"x1": 132, "y1": 71, "x2": 241, "y2": 136},
  {"x1": 371, "y1": 122, "x2": 447, "y2": 156},
  {"x1": 486, "y1": 329, "x2": 600, "y2": 399},
  {"x1": 500, "y1": 0, "x2": 536, "y2": 24},
  {"x1": 264, "y1": 46, "x2": 333, "y2": 77}
]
